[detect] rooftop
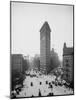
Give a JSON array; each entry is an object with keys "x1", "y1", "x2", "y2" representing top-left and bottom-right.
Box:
[
  {"x1": 40, "y1": 21, "x2": 51, "y2": 32},
  {"x1": 63, "y1": 47, "x2": 74, "y2": 56}
]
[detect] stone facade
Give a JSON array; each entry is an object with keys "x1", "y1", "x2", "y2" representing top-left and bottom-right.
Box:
[
  {"x1": 63, "y1": 43, "x2": 74, "y2": 83},
  {"x1": 40, "y1": 21, "x2": 51, "y2": 74}
]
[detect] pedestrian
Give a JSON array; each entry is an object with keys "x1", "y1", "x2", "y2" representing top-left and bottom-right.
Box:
[
  {"x1": 51, "y1": 92, "x2": 54, "y2": 96},
  {"x1": 38, "y1": 89, "x2": 41, "y2": 97},
  {"x1": 31, "y1": 82, "x2": 33, "y2": 86},
  {"x1": 15, "y1": 89, "x2": 19, "y2": 95},
  {"x1": 31, "y1": 95, "x2": 34, "y2": 97},
  {"x1": 40, "y1": 82, "x2": 42, "y2": 85},
  {"x1": 49, "y1": 82, "x2": 53, "y2": 92},
  {"x1": 46, "y1": 81, "x2": 48, "y2": 84}
]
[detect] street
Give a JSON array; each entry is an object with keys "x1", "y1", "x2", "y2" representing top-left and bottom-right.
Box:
[{"x1": 14, "y1": 70, "x2": 74, "y2": 98}]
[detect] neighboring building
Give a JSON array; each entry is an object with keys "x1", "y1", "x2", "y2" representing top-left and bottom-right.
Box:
[
  {"x1": 11, "y1": 54, "x2": 24, "y2": 91},
  {"x1": 50, "y1": 48, "x2": 60, "y2": 70},
  {"x1": 63, "y1": 43, "x2": 74, "y2": 83},
  {"x1": 40, "y1": 21, "x2": 51, "y2": 74},
  {"x1": 11, "y1": 54, "x2": 24, "y2": 74}
]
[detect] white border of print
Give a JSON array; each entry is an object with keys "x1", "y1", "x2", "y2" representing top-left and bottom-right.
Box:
[{"x1": 0, "y1": 0, "x2": 75, "y2": 100}]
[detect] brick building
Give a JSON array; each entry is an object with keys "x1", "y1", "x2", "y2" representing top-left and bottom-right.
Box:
[
  {"x1": 11, "y1": 54, "x2": 24, "y2": 90},
  {"x1": 40, "y1": 21, "x2": 51, "y2": 74},
  {"x1": 11, "y1": 54, "x2": 24, "y2": 74},
  {"x1": 63, "y1": 43, "x2": 74, "y2": 83}
]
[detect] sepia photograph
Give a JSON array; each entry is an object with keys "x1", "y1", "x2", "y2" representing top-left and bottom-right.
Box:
[{"x1": 10, "y1": 1, "x2": 74, "y2": 99}]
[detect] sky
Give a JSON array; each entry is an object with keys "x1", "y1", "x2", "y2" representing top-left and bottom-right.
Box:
[{"x1": 11, "y1": 2, "x2": 73, "y2": 60}]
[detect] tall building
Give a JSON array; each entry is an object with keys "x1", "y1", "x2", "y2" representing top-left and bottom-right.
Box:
[
  {"x1": 63, "y1": 43, "x2": 74, "y2": 83},
  {"x1": 40, "y1": 21, "x2": 51, "y2": 74}
]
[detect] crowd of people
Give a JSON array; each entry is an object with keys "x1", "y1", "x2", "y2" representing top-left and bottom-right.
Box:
[{"x1": 11, "y1": 70, "x2": 73, "y2": 98}]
